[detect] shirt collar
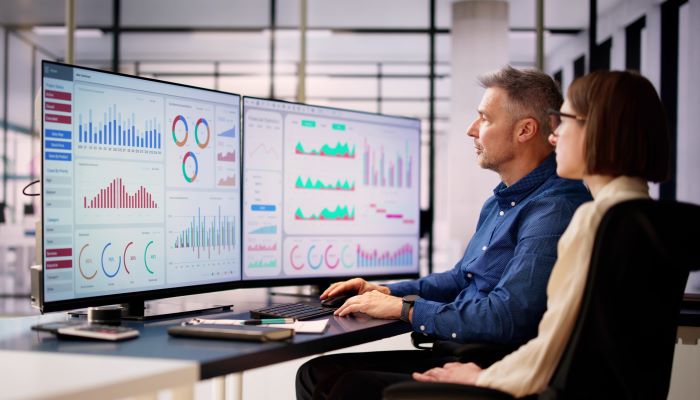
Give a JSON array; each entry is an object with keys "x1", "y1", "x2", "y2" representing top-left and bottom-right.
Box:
[
  {"x1": 492, "y1": 152, "x2": 557, "y2": 207},
  {"x1": 594, "y1": 175, "x2": 649, "y2": 201}
]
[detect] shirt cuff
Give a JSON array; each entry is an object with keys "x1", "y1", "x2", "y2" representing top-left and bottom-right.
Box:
[
  {"x1": 385, "y1": 282, "x2": 410, "y2": 297},
  {"x1": 410, "y1": 298, "x2": 441, "y2": 335}
]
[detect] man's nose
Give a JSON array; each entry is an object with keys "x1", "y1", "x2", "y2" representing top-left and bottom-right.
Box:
[{"x1": 466, "y1": 118, "x2": 479, "y2": 138}]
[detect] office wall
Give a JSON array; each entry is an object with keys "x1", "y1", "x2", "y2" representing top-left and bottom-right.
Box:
[
  {"x1": 544, "y1": 0, "x2": 700, "y2": 295},
  {"x1": 677, "y1": 0, "x2": 700, "y2": 206},
  {"x1": 0, "y1": 29, "x2": 43, "y2": 225},
  {"x1": 545, "y1": 0, "x2": 700, "y2": 205}
]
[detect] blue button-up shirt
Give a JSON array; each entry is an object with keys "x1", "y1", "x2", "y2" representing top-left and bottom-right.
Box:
[{"x1": 387, "y1": 154, "x2": 591, "y2": 344}]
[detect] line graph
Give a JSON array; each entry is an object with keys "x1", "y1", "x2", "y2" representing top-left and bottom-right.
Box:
[
  {"x1": 294, "y1": 205, "x2": 355, "y2": 221},
  {"x1": 295, "y1": 176, "x2": 355, "y2": 191}
]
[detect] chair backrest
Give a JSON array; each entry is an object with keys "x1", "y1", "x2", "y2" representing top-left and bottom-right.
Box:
[{"x1": 541, "y1": 199, "x2": 700, "y2": 400}]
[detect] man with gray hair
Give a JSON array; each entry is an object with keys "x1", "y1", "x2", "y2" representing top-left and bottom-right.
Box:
[{"x1": 296, "y1": 66, "x2": 591, "y2": 400}]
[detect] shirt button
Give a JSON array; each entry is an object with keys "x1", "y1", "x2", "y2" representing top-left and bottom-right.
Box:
[
  {"x1": 420, "y1": 325, "x2": 426, "y2": 331},
  {"x1": 511, "y1": 201, "x2": 516, "y2": 207},
  {"x1": 482, "y1": 246, "x2": 487, "y2": 251},
  {"x1": 467, "y1": 272, "x2": 473, "y2": 279},
  {"x1": 451, "y1": 333, "x2": 457, "y2": 339},
  {"x1": 499, "y1": 210, "x2": 504, "y2": 216}
]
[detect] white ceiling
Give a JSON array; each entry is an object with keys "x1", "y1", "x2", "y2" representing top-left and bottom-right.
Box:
[{"x1": 0, "y1": 1, "x2": 621, "y2": 69}]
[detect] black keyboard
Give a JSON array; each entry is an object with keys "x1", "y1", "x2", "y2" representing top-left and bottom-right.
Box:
[{"x1": 250, "y1": 303, "x2": 335, "y2": 320}]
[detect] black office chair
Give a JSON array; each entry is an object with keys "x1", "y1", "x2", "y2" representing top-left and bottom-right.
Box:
[{"x1": 385, "y1": 199, "x2": 700, "y2": 400}]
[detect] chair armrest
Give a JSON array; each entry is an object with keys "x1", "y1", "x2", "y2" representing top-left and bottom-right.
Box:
[
  {"x1": 411, "y1": 331, "x2": 519, "y2": 367},
  {"x1": 383, "y1": 381, "x2": 516, "y2": 400},
  {"x1": 410, "y1": 331, "x2": 440, "y2": 350},
  {"x1": 450, "y1": 343, "x2": 520, "y2": 367}
]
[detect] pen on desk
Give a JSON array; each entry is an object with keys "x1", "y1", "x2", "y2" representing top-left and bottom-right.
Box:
[{"x1": 243, "y1": 318, "x2": 295, "y2": 325}]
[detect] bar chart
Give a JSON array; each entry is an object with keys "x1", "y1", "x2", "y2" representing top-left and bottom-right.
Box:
[
  {"x1": 77, "y1": 107, "x2": 162, "y2": 150},
  {"x1": 172, "y1": 206, "x2": 236, "y2": 259},
  {"x1": 165, "y1": 192, "x2": 240, "y2": 283},
  {"x1": 73, "y1": 84, "x2": 164, "y2": 161},
  {"x1": 74, "y1": 160, "x2": 164, "y2": 226},
  {"x1": 362, "y1": 139, "x2": 413, "y2": 189},
  {"x1": 356, "y1": 243, "x2": 414, "y2": 268},
  {"x1": 83, "y1": 177, "x2": 158, "y2": 209}
]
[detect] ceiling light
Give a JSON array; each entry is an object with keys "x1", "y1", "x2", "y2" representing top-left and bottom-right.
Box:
[{"x1": 32, "y1": 26, "x2": 103, "y2": 38}]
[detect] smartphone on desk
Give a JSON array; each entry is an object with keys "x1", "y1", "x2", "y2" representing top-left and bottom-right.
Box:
[{"x1": 31, "y1": 321, "x2": 140, "y2": 341}]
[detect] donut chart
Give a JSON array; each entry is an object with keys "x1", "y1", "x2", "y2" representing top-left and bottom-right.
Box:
[
  {"x1": 195, "y1": 118, "x2": 210, "y2": 149},
  {"x1": 182, "y1": 151, "x2": 198, "y2": 183},
  {"x1": 100, "y1": 242, "x2": 122, "y2": 278},
  {"x1": 78, "y1": 244, "x2": 98, "y2": 280},
  {"x1": 144, "y1": 240, "x2": 156, "y2": 275},
  {"x1": 307, "y1": 245, "x2": 323, "y2": 270},
  {"x1": 123, "y1": 241, "x2": 134, "y2": 274},
  {"x1": 172, "y1": 115, "x2": 188, "y2": 147},
  {"x1": 324, "y1": 245, "x2": 340, "y2": 269},
  {"x1": 289, "y1": 245, "x2": 305, "y2": 270}
]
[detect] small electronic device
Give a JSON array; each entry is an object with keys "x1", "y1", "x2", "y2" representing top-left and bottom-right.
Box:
[
  {"x1": 168, "y1": 324, "x2": 293, "y2": 342},
  {"x1": 32, "y1": 321, "x2": 139, "y2": 341}
]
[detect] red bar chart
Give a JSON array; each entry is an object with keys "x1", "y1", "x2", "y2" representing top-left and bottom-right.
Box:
[{"x1": 83, "y1": 177, "x2": 158, "y2": 209}]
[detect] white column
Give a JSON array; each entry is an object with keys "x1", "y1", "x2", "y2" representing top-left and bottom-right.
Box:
[{"x1": 434, "y1": 0, "x2": 509, "y2": 270}]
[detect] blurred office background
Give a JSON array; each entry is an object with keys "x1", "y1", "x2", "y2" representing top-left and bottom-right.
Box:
[{"x1": 0, "y1": 1, "x2": 698, "y2": 397}]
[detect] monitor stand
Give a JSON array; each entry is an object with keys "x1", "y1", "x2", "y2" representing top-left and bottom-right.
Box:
[{"x1": 68, "y1": 300, "x2": 232, "y2": 321}]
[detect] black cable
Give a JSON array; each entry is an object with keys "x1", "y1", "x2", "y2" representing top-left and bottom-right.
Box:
[{"x1": 22, "y1": 179, "x2": 40, "y2": 197}]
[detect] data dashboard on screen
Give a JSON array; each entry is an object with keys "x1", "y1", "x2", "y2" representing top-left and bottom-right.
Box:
[
  {"x1": 242, "y1": 97, "x2": 421, "y2": 281},
  {"x1": 42, "y1": 62, "x2": 241, "y2": 303}
]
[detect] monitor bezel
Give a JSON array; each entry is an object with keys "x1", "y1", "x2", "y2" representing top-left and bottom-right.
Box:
[
  {"x1": 239, "y1": 96, "x2": 422, "y2": 289},
  {"x1": 40, "y1": 60, "x2": 244, "y2": 313}
]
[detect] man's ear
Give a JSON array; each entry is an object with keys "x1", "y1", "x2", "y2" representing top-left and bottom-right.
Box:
[
  {"x1": 548, "y1": 114, "x2": 559, "y2": 135},
  {"x1": 514, "y1": 117, "x2": 539, "y2": 143}
]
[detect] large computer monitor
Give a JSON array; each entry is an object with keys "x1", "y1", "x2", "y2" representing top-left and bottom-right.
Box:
[
  {"x1": 40, "y1": 61, "x2": 242, "y2": 315},
  {"x1": 242, "y1": 97, "x2": 421, "y2": 287}
]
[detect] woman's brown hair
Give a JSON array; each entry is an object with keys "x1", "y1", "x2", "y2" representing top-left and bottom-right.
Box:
[{"x1": 567, "y1": 70, "x2": 670, "y2": 182}]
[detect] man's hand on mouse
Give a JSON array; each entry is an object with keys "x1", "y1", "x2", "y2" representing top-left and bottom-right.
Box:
[
  {"x1": 334, "y1": 290, "x2": 403, "y2": 320},
  {"x1": 320, "y1": 278, "x2": 390, "y2": 300}
]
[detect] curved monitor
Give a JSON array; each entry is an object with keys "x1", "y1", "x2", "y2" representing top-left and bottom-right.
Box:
[
  {"x1": 242, "y1": 97, "x2": 421, "y2": 286},
  {"x1": 41, "y1": 61, "x2": 242, "y2": 313}
]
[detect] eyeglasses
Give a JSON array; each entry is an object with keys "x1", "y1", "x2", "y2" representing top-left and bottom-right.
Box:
[{"x1": 547, "y1": 108, "x2": 586, "y2": 122}]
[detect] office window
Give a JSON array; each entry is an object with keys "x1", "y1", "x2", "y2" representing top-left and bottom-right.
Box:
[
  {"x1": 625, "y1": 16, "x2": 646, "y2": 71},
  {"x1": 573, "y1": 54, "x2": 586, "y2": 78}
]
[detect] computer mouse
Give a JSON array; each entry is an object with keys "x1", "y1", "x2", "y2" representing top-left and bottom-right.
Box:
[{"x1": 321, "y1": 293, "x2": 354, "y2": 308}]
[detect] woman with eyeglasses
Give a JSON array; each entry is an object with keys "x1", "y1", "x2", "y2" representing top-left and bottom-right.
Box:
[{"x1": 411, "y1": 70, "x2": 670, "y2": 397}]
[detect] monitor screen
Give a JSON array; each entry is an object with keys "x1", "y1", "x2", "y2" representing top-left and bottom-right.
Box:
[
  {"x1": 41, "y1": 61, "x2": 242, "y2": 311},
  {"x1": 242, "y1": 97, "x2": 421, "y2": 283}
]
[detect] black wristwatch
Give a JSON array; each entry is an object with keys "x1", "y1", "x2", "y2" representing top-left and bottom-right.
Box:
[{"x1": 400, "y1": 295, "x2": 420, "y2": 323}]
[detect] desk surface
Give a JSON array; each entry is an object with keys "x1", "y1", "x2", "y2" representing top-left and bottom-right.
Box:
[
  {"x1": 0, "y1": 350, "x2": 197, "y2": 400},
  {"x1": 0, "y1": 301, "x2": 411, "y2": 379}
]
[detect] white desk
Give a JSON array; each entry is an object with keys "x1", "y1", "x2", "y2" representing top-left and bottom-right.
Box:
[{"x1": 0, "y1": 350, "x2": 197, "y2": 400}]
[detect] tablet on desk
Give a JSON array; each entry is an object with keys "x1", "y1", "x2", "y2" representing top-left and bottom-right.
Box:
[{"x1": 168, "y1": 324, "x2": 294, "y2": 342}]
